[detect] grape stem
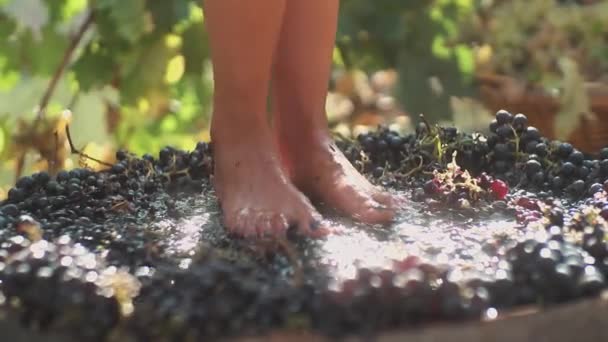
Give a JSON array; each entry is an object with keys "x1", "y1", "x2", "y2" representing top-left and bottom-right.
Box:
[
  {"x1": 36, "y1": 9, "x2": 95, "y2": 122},
  {"x1": 397, "y1": 155, "x2": 424, "y2": 178},
  {"x1": 65, "y1": 124, "x2": 113, "y2": 167}
]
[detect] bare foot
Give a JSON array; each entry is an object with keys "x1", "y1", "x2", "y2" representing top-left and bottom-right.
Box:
[
  {"x1": 212, "y1": 128, "x2": 326, "y2": 238},
  {"x1": 284, "y1": 132, "x2": 399, "y2": 224}
]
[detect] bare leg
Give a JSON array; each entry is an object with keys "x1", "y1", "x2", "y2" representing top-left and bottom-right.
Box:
[
  {"x1": 272, "y1": 0, "x2": 397, "y2": 224},
  {"x1": 204, "y1": 0, "x2": 325, "y2": 238}
]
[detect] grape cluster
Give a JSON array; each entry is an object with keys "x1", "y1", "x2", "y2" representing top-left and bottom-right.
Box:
[
  {"x1": 2, "y1": 110, "x2": 608, "y2": 340},
  {"x1": 507, "y1": 238, "x2": 604, "y2": 305},
  {"x1": 127, "y1": 257, "x2": 314, "y2": 341},
  {"x1": 415, "y1": 159, "x2": 509, "y2": 210},
  {"x1": 485, "y1": 110, "x2": 608, "y2": 198},
  {"x1": 0, "y1": 235, "x2": 130, "y2": 341},
  {"x1": 342, "y1": 110, "x2": 608, "y2": 201},
  {"x1": 0, "y1": 142, "x2": 213, "y2": 268}
]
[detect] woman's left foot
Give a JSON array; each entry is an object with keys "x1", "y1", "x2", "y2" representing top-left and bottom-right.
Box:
[{"x1": 282, "y1": 132, "x2": 399, "y2": 224}]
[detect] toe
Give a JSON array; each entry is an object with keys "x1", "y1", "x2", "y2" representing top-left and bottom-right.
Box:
[
  {"x1": 372, "y1": 191, "x2": 407, "y2": 209},
  {"x1": 294, "y1": 217, "x2": 330, "y2": 238},
  {"x1": 270, "y1": 214, "x2": 289, "y2": 236},
  {"x1": 353, "y1": 200, "x2": 396, "y2": 224},
  {"x1": 235, "y1": 209, "x2": 257, "y2": 238},
  {"x1": 290, "y1": 206, "x2": 330, "y2": 238},
  {"x1": 255, "y1": 213, "x2": 276, "y2": 238},
  {"x1": 372, "y1": 191, "x2": 396, "y2": 207},
  {"x1": 222, "y1": 210, "x2": 240, "y2": 236}
]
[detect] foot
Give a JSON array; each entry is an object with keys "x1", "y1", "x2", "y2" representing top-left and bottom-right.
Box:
[
  {"x1": 211, "y1": 127, "x2": 326, "y2": 238},
  {"x1": 283, "y1": 132, "x2": 399, "y2": 224}
]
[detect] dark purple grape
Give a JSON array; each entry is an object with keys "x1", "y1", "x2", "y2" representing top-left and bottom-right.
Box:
[
  {"x1": 534, "y1": 143, "x2": 548, "y2": 157},
  {"x1": 532, "y1": 171, "x2": 545, "y2": 185},
  {"x1": 377, "y1": 139, "x2": 388, "y2": 151},
  {"x1": 495, "y1": 110, "x2": 513, "y2": 125},
  {"x1": 567, "y1": 180, "x2": 585, "y2": 196},
  {"x1": 576, "y1": 166, "x2": 590, "y2": 179},
  {"x1": 56, "y1": 170, "x2": 70, "y2": 182},
  {"x1": 599, "y1": 147, "x2": 608, "y2": 160},
  {"x1": 552, "y1": 176, "x2": 565, "y2": 191},
  {"x1": 16, "y1": 175, "x2": 35, "y2": 190},
  {"x1": 588, "y1": 183, "x2": 603, "y2": 195},
  {"x1": 494, "y1": 143, "x2": 509, "y2": 160},
  {"x1": 489, "y1": 119, "x2": 499, "y2": 133},
  {"x1": 116, "y1": 150, "x2": 128, "y2": 161},
  {"x1": 525, "y1": 141, "x2": 539, "y2": 154},
  {"x1": 486, "y1": 134, "x2": 498, "y2": 149},
  {"x1": 496, "y1": 125, "x2": 514, "y2": 139},
  {"x1": 568, "y1": 150, "x2": 584, "y2": 165},
  {"x1": 143, "y1": 153, "x2": 155, "y2": 163},
  {"x1": 1, "y1": 203, "x2": 19, "y2": 217},
  {"x1": 388, "y1": 135, "x2": 403, "y2": 149},
  {"x1": 512, "y1": 113, "x2": 528, "y2": 129},
  {"x1": 560, "y1": 162, "x2": 575, "y2": 177},
  {"x1": 361, "y1": 136, "x2": 375, "y2": 152},
  {"x1": 557, "y1": 142, "x2": 574, "y2": 158},
  {"x1": 523, "y1": 126, "x2": 540, "y2": 141},
  {"x1": 525, "y1": 160, "x2": 542, "y2": 176},
  {"x1": 577, "y1": 266, "x2": 605, "y2": 297},
  {"x1": 494, "y1": 160, "x2": 509, "y2": 173},
  {"x1": 372, "y1": 167, "x2": 384, "y2": 178},
  {"x1": 8, "y1": 188, "x2": 25, "y2": 202},
  {"x1": 599, "y1": 160, "x2": 608, "y2": 174},
  {"x1": 111, "y1": 163, "x2": 126, "y2": 174}
]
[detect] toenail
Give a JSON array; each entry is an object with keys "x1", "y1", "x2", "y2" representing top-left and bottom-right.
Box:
[{"x1": 310, "y1": 219, "x2": 321, "y2": 231}]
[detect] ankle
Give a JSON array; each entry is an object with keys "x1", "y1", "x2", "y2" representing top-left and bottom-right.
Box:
[{"x1": 211, "y1": 114, "x2": 270, "y2": 145}]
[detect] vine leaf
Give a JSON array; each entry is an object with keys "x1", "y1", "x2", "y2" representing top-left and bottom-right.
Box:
[
  {"x1": 96, "y1": 0, "x2": 148, "y2": 44},
  {"x1": 554, "y1": 57, "x2": 595, "y2": 140},
  {"x1": 3, "y1": 0, "x2": 48, "y2": 40}
]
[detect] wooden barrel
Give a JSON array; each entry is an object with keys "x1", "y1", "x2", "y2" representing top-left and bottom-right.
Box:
[
  {"x1": 247, "y1": 295, "x2": 608, "y2": 342},
  {"x1": 2, "y1": 295, "x2": 608, "y2": 341}
]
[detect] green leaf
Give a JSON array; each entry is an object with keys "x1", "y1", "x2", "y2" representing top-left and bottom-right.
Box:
[
  {"x1": 3, "y1": 0, "x2": 48, "y2": 38},
  {"x1": 555, "y1": 57, "x2": 593, "y2": 140},
  {"x1": 72, "y1": 43, "x2": 116, "y2": 91},
  {"x1": 61, "y1": 0, "x2": 87, "y2": 20},
  {"x1": 0, "y1": 75, "x2": 74, "y2": 119},
  {"x1": 119, "y1": 37, "x2": 175, "y2": 103},
  {"x1": 96, "y1": 0, "x2": 147, "y2": 44},
  {"x1": 181, "y1": 21, "x2": 208, "y2": 75},
  {"x1": 69, "y1": 87, "x2": 118, "y2": 146},
  {"x1": 148, "y1": 0, "x2": 191, "y2": 34}
]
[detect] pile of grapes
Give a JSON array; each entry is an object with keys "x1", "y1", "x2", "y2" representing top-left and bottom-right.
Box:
[{"x1": 2, "y1": 110, "x2": 608, "y2": 341}]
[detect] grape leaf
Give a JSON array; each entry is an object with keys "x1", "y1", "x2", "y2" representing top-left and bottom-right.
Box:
[
  {"x1": 0, "y1": 76, "x2": 74, "y2": 119},
  {"x1": 181, "y1": 21, "x2": 208, "y2": 75},
  {"x1": 70, "y1": 87, "x2": 118, "y2": 146},
  {"x1": 3, "y1": 0, "x2": 48, "y2": 40},
  {"x1": 554, "y1": 57, "x2": 594, "y2": 140},
  {"x1": 72, "y1": 44, "x2": 116, "y2": 91},
  {"x1": 119, "y1": 37, "x2": 176, "y2": 104},
  {"x1": 96, "y1": 0, "x2": 147, "y2": 44},
  {"x1": 148, "y1": 0, "x2": 191, "y2": 34}
]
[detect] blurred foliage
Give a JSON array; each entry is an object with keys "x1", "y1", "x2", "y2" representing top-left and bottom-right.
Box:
[
  {"x1": 336, "y1": 0, "x2": 476, "y2": 121},
  {"x1": 458, "y1": 0, "x2": 608, "y2": 87},
  {"x1": 0, "y1": 0, "x2": 480, "y2": 192},
  {"x1": 457, "y1": 0, "x2": 608, "y2": 140},
  {"x1": 0, "y1": 0, "x2": 213, "y2": 191}
]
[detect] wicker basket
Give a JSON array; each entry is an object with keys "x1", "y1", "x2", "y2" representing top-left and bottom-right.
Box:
[{"x1": 476, "y1": 73, "x2": 608, "y2": 153}]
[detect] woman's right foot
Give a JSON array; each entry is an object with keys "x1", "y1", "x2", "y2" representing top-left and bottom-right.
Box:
[{"x1": 211, "y1": 124, "x2": 326, "y2": 238}]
